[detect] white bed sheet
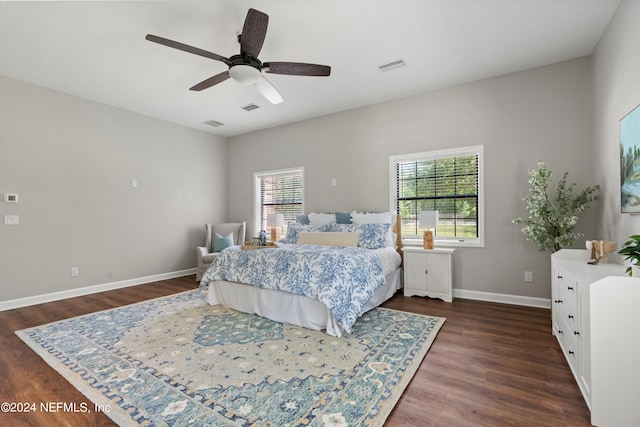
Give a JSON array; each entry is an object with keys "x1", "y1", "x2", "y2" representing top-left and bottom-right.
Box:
[{"x1": 207, "y1": 268, "x2": 403, "y2": 337}]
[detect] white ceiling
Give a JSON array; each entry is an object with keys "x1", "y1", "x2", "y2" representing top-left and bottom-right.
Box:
[{"x1": 0, "y1": 0, "x2": 620, "y2": 137}]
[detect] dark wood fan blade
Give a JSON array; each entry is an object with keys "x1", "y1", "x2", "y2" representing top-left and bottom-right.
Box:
[
  {"x1": 146, "y1": 34, "x2": 231, "y2": 65},
  {"x1": 240, "y1": 8, "x2": 268, "y2": 57},
  {"x1": 263, "y1": 62, "x2": 331, "y2": 76},
  {"x1": 189, "y1": 71, "x2": 230, "y2": 91}
]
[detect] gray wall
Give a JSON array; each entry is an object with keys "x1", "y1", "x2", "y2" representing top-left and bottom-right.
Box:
[
  {"x1": 228, "y1": 57, "x2": 596, "y2": 300},
  {"x1": 592, "y1": 0, "x2": 640, "y2": 247},
  {"x1": 0, "y1": 76, "x2": 227, "y2": 302}
]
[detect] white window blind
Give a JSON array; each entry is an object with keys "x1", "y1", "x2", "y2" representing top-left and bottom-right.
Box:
[
  {"x1": 390, "y1": 146, "x2": 484, "y2": 247},
  {"x1": 254, "y1": 167, "x2": 304, "y2": 232}
]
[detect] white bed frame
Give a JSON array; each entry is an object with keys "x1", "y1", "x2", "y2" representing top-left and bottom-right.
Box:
[
  {"x1": 206, "y1": 215, "x2": 404, "y2": 337},
  {"x1": 208, "y1": 269, "x2": 402, "y2": 337}
]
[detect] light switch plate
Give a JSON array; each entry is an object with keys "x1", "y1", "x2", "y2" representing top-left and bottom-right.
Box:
[{"x1": 4, "y1": 215, "x2": 19, "y2": 225}]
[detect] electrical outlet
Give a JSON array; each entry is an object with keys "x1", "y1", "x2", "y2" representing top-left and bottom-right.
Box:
[
  {"x1": 71, "y1": 267, "x2": 79, "y2": 277},
  {"x1": 524, "y1": 271, "x2": 533, "y2": 282}
]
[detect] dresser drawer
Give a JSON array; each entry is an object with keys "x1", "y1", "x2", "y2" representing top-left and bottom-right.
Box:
[
  {"x1": 553, "y1": 267, "x2": 578, "y2": 330},
  {"x1": 558, "y1": 316, "x2": 579, "y2": 368},
  {"x1": 556, "y1": 268, "x2": 578, "y2": 305},
  {"x1": 558, "y1": 279, "x2": 577, "y2": 304}
]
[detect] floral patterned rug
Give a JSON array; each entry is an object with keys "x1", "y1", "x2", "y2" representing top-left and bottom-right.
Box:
[{"x1": 16, "y1": 290, "x2": 444, "y2": 426}]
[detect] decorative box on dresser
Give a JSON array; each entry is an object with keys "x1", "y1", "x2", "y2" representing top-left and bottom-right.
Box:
[
  {"x1": 401, "y1": 247, "x2": 454, "y2": 302},
  {"x1": 551, "y1": 249, "x2": 640, "y2": 427}
]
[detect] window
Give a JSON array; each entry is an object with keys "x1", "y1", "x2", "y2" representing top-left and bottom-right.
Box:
[
  {"x1": 390, "y1": 145, "x2": 484, "y2": 247},
  {"x1": 254, "y1": 167, "x2": 304, "y2": 234}
]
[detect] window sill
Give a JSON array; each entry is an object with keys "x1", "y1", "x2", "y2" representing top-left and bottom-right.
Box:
[{"x1": 402, "y1": 237, "x2": 484, "y2": 249}]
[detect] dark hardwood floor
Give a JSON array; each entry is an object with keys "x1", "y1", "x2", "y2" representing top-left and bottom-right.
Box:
[{"x1": 0, "y1": 276, "x2": 591, "y2": 426}]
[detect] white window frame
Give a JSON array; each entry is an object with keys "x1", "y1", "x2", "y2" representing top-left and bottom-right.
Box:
[
  {"x1": 254, "y1": 166, "x2": 305, "y2": 236},
  {"x1": 389, "y1": 145, "x2": 484, "y2": 248}
]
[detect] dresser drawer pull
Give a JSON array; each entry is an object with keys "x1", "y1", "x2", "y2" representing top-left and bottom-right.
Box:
[
  {"x1": 574, "y1": 331, "x2": 580, "y2": 336},
  {"x1": 424, "y1": 269, "x2": 428, "y2": 274},
  {"x1": 554, "y1": 299, "x2": 563, "y2": 304},
  {"x1": 567, "y1": 286, "x2": 574, "y2": 291},
  {"x1": 558, "y1": 330, "x2": 564, "y2": 334},
  {"x1": 568, "y1": 350, "x2": 575, "y2": 356},
  {"x1": 557, "y1": 275, "x2": 563, "y2": 279},
  {"x1": 568, "y1": 315, "x2": 574, "y2": 319}
]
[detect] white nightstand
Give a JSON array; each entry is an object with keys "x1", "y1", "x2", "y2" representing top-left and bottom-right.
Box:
[{"x1": 401, "y1": 247, "x2": 455, "y2": 302}]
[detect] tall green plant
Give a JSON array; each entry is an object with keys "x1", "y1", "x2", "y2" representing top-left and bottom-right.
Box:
[{"x1": 513, "y1": 161, "x2": 599, "y2": 252}]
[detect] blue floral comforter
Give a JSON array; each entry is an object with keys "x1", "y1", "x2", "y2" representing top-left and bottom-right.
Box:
[{"x1": 200, "y1": 244, "x2": 385, "y2": 333}]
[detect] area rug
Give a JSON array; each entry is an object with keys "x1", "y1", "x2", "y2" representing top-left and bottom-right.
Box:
[{"x1": 16, "y1": 290, "x2": 445, "y2": 426}]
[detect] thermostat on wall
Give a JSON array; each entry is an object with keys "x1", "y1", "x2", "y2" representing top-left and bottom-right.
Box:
[{"x1": 4, "y1": 193, "x2": 18, "y2": 203}]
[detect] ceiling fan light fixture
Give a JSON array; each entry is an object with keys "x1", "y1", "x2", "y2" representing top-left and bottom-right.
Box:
[{"x1": 229, "y1": 64, "x2": 262, "y2": 85}]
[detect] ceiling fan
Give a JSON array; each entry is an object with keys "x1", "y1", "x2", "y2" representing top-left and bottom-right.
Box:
[{"x1": 146, "y1": 8, "x2": 331, "y2": 104}]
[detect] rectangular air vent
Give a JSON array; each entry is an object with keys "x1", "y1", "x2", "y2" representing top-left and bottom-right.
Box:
[
  {"x1": 378, "y1": 59, "x2": 405, "y2": 72},
  {"x1": 204, "y1": 119, "x2": 225, "y2": 127},
  {"x1": 242, "y1": 103, "x2": 260, "y2": 112}
]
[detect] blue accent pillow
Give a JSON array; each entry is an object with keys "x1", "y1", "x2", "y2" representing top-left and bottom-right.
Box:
[
  {"x1": 335, "y1": 211, "x2": 352, "y2": 224},
  {"x1": 214, "y1": 232, "x2": 234, "y2": 252},
  {"x1": 296, "y1": 215, "x2": 310, "y2": 225}
]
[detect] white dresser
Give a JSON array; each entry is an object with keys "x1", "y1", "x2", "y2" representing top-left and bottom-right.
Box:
[
  {"x1": 402, "y1": 247, "x2": 454, "y2": 302},
  {"x1": 551, "y1": 249, "x2": 640, "y2": 427}
]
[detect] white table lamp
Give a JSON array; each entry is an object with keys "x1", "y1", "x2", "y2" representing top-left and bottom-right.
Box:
[
  {"x1": 267, "y1": 213, "x2": 284, "y2": 242},
  {"x1": 418, "y1": 210, "x2": 439, "y2": 249}
]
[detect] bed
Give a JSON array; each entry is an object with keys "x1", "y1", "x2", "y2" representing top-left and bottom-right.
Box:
[{"x1": 199, "y1": 212, "x2": 403, "y2": 337}]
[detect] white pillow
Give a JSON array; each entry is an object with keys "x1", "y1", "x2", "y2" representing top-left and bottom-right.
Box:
[
  {"x1": 308, "y1": 212, "x2": 336, "y2": 225},
  {"x1": 350, "y1": 211, "x2": 396, "y2": 247},
  {"x1": 350, "y1": 210, "x2": 395, "y2": 224}
]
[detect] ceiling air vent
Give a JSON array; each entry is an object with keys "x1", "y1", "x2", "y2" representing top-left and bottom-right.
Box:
[
  {"x1": 378, "y1": 59, "x2": 405, "y2": 72},
  {"x1": 242, "y1": 103, "x2": 260, "y2": 112},
  {"x1": 204, "y1": 119, "x2": 225, "y2": 127}
]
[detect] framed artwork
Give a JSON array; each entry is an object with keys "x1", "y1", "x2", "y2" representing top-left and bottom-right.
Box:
[{"x1": 620, "y1": 104, "x2": 640, "y2": 213}]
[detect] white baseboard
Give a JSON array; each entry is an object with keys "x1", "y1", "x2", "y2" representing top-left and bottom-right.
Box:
[
  {"x1": 2, "y1": 271, "x2": 550, "y2": 312},
  {"x1": 0, "y1": 268, "x2": 197, "y2": 312},
  {"x1": 453, "y1": 288, "x2": 551, "y2": 309}
]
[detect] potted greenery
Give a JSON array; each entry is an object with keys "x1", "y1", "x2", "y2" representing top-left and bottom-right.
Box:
[
  {"x1": 513, "y1": 161, "x2": 599, "y2": 252},
  {"x1": 618, "y1": 235, "x2": 640, "y2": 277}
]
